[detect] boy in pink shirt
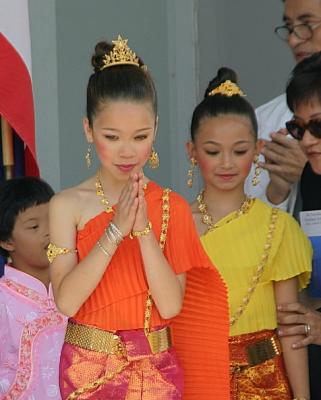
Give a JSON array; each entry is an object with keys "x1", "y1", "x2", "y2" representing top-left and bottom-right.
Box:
[{"x1": 0, "y1": 177, "x2": 66, "y2": 399}]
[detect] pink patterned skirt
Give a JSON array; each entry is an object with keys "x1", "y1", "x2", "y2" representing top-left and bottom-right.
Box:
[{"x1": 59, "y1": 323, "x2": 183, "y2": 400}]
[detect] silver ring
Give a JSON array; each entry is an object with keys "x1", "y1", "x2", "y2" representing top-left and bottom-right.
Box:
[{"x1": 304, "y1": 323, "x2": 311, "y2": 336}]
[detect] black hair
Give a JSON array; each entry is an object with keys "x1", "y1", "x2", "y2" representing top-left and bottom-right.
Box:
[
  {"x1": 286, "y1": 51, "x2": 321, "y2": 112},
  {"x1": 87, "y1": 40, "x2": 157, "y2": 126},
  {"x1": 0, "y1": 177, "x2": 54, "y2": 257},
  {"x1": 190, "y1": 67, "x2": 258, "y2": 141}
]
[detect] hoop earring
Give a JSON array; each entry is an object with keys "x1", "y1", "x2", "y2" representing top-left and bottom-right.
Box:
[
  {"x1": 85, "y1": 144, "x2": 92, "y2": 168},
  {"x1": 187, "y1": 158, "x2": 197, "y2": 188},
  {"x1": 148, "y1": 147, "x2": 159, "y2": 169},
  {"x1": 252, "y1": 155, "x2": 261, "y2": 186}
]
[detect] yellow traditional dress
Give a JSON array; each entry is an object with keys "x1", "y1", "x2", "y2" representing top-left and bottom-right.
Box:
[{"x1": 200, "y1": 198, "x2": 312, "y2": 400}]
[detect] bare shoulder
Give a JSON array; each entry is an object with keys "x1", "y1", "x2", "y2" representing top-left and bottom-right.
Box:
[
  {"x1": 49, "y1": 177, "x2": 96, "y2": 222},
  {"x1": 51, "y1": 182, "x2": 87, "y2": 207}
]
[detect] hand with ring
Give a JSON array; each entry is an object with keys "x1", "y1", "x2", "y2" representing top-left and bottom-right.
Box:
[
  {"x1": 304, "y1": 323, "x2": 311, "y2": 336},
  {"x1": 277, "y1": 302, "x2": 321, "y2": 348}
]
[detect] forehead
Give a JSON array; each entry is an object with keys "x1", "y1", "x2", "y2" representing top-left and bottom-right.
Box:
[
  {"x1": 196, "y1": 114, "x2": 254, "y2": 141},
  {"x1": 16, "y1": 203, "x2": 49, "y2": 224},
  {"x1": 294, "y1": 98, "x2": 321, "y2": 120},
  {"x1": 284, "y1": 0, "x2": 321, "y2": 20},
  {"x1": 95, "y1": 100, "x2": 155, "y2": 120}
]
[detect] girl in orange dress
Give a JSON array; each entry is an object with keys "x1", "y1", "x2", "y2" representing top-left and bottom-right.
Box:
[{"x1": 48, "y1": 36, "x2": 230, "y2": 399}]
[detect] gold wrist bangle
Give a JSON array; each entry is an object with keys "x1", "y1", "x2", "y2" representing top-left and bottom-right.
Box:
[{"x1": 131, "y1": 221, "x2": 152, "y2": 237}]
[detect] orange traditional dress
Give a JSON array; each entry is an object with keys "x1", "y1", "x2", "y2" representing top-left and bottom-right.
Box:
[
  {"x1": 200, "y1": 199, "x2": 312, "y2": 400},
  {"x1": 59, "y1": 181, "x2": 230, "y2": 399}
]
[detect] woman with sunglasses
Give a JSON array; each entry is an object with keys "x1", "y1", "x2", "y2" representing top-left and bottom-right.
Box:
[{"x1": 278, "y1": 52, "x2": 321, "y2": 360}]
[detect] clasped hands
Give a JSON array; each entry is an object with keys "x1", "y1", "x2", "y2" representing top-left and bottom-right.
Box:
[{"x1": 112, "y1": 172, "x2": 150, "y2": 238}]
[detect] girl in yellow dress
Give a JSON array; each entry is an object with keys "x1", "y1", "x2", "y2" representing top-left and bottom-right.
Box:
[{"x1": 186, "y1": 67, "x2": 312, "y2": 400}]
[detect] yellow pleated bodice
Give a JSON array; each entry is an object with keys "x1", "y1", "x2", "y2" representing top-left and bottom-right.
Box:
[{"x1": 200, "y1": 199, "x2": 312, "y2": 336}]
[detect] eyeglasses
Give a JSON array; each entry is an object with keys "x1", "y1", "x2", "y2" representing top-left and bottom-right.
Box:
[
  {"x1": 286, "y1": 119, "x2": 321, "y2": 140},
  {"x1": 274, "y1": 21, "x2": 321, "y2": 41}
]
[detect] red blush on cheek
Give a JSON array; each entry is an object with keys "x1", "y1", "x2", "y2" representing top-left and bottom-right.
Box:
[
  {"x1": 197, "y1": 158, "x2": 213, "y2": 174},
  {"x1": 141, "y1": 147, "x2": 152, "y2": 164},
  {"x1": 242, "y1": 161, "x2": 253, "y2": 175},
  {"x1": 95, "y1": 142, "x2": 113, "y2": 161}
]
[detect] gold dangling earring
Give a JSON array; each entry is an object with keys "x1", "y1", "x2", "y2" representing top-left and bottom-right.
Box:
[
  {"x1": 187, "y1": 158, "x2": 197, "y2": 188},
  {"x1": 252, "y1": 155, "x2": 261, "y2": 186},
  {"x1": 85, "y1": 144, "x2": 92, "y2": 168},
  {"x1": 148, "y1": 147, "x2": 159, "y2": 169}
]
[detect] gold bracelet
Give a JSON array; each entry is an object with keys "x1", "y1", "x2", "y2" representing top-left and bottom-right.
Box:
[
  {"x1": 131, "y1": 221, "x2": 152, "y2": 237},
  {"x1": 47, "y1": 243, "x2": 77, "y2": 263}
]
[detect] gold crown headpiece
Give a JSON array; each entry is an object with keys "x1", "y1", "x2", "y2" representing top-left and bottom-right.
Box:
[
  {"x1": 99, "y1": 35, "x2": 141, "y2": 71},
  {"x1": 208, "y1": 80, "x2": 245, "y2": 97}
]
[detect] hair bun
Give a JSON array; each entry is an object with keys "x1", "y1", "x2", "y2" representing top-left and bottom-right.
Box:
[
  {"x1": 204, "y1": 67, "x2": 238, "y2": 98},
  {"x1": 91, "y1": 41, "x2": 113, "y2": 72}
]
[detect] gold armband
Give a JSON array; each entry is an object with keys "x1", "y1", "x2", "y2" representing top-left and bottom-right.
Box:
[
  {"x1": 47, "y1": 243, "x2": 77, "y2": 263},
  {"x1": 131, "y1": 221, "x2": 152, "y2": 237}
]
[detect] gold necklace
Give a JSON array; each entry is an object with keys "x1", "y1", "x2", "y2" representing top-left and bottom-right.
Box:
[
  {"x1": 230, "y1": 208, "x2": 278, "y2": 326},
  {"x1": 95, "y1": 170, "x2": 114, "y2": 213},
  {"x1": 95, "y1": 171, "x2": 149, "y2": 213},
  {"x1": 197, "y1": 190, "x2": 254, "y2": 232}
]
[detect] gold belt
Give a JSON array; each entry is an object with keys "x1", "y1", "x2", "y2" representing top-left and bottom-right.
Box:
[
  {"x1": 246, "y1": 335, "x2": 281, "y2": 366},
  {"x1": 65, "y1": 321, "x2": 125, "y2": 355},
  {"x1": 147, "y1": 326, "x2": 172, "y2": 354},
  {"x1": 65, "y1": 321, "x2": 172, "y2": 355},
  {"x1": 230, "y1": 333, "x2": 281, "y2": 374}
]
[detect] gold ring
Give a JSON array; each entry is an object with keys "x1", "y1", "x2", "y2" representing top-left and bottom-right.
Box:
[{"x1": 304, "y1": 323, "x2": 311, "y2": 336}]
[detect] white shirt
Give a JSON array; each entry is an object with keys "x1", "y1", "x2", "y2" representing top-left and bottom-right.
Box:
[{"x1": 245, "y1": 93, "x2": 297, "y2": 214}]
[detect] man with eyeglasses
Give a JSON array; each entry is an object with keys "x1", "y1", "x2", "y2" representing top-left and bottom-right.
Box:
[
  {"x1": 247, "y1": 0, "x2": 321, "y2": 214},
  {"x1": 254, "y1": 1, "x2": 321, "y2": 399}
]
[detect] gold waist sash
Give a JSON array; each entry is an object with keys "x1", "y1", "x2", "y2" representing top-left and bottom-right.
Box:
[
  {"x1": 229, "y1": 330, "x2": 281, "y2": 371},
  {"x1": 65, "y1": 320, "x2": 172, "y2": 356}
]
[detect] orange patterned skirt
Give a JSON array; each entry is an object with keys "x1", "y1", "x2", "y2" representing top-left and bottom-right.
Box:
[{"x1": 229, "y1": 330, "x2": 292, "y2": 400}]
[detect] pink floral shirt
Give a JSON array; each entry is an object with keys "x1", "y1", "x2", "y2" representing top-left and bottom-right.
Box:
[{"x1": 0, "y1": 265, "x2": 67, "y2": 399}]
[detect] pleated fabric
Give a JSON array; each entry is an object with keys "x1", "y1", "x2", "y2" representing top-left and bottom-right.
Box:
[
  {"x1": 201, "y1": 199, "x2": 312, "y2": 337},
  {"x1": 73, "y1": 181, "x2": 230, "y2": 399}
]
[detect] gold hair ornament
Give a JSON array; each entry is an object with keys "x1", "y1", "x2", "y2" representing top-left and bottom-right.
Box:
[
  {"x1": 100, "y1": 35, "x2": 140, "y2": 71},
  {"x1": 208, "y1": 80, "x2": 245, "y2": 97}
]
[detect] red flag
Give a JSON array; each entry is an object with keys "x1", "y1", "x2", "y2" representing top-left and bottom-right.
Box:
[{"x1": 0, "y1": 0, "x2": 39, "y2": 176}]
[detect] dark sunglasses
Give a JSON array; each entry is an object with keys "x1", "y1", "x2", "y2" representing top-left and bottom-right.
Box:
[{"x1": 285, "y1": 119, "x2": 321, "y2": 140}]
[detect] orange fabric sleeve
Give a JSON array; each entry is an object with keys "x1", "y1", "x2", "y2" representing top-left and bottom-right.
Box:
[
  {"x1": 164, "y1": 191, "x2": 214, "y2": 274},
  {"x1": 164, "y1": 192, "x2": 230, "y2": 399}
]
